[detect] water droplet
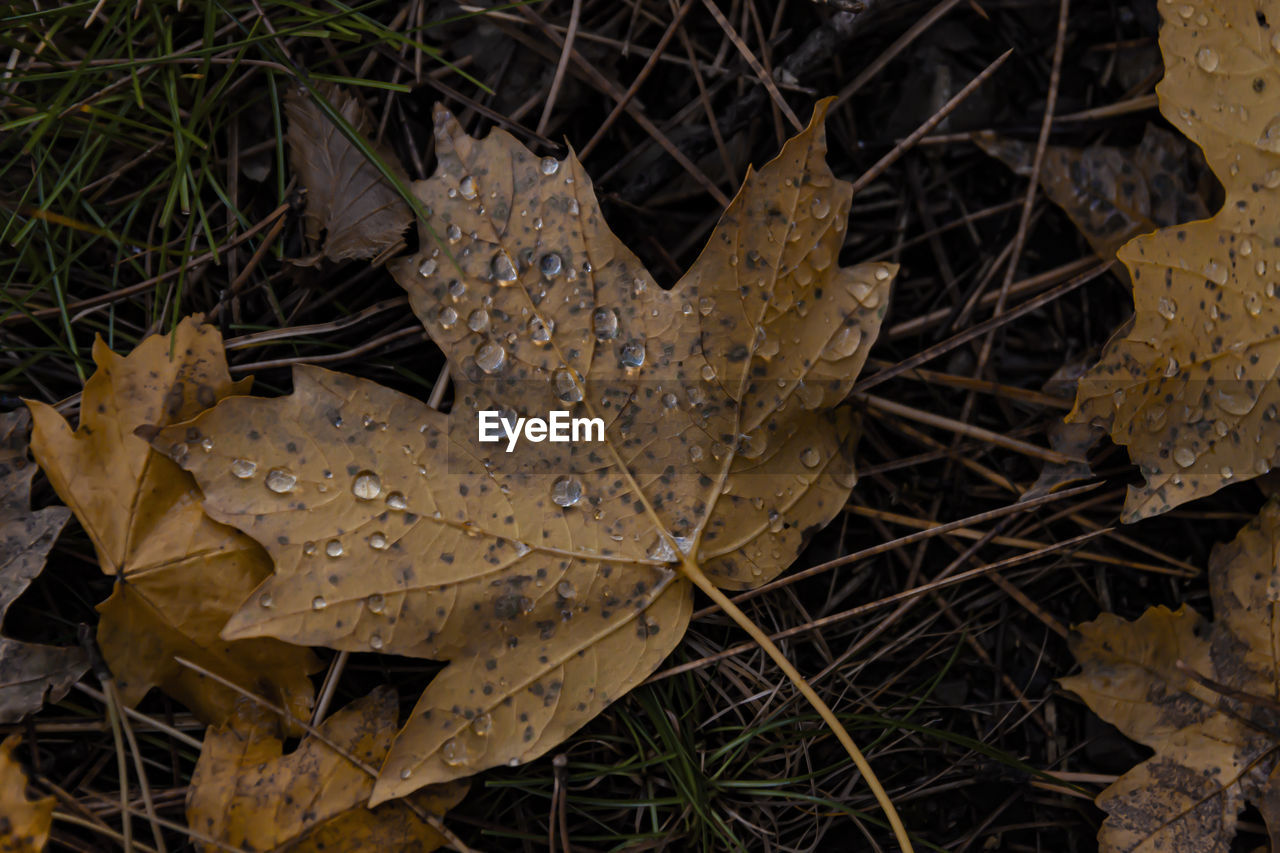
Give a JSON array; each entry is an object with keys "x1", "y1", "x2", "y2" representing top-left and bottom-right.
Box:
[
  {"x1": 467, "y1": 309, "x2": 490, "y2": 333},
  {"x1": 1156, "y1": 296, "x2": 1177, "y2": 320},
  {"x1": 386, "y1": 491, "x2": 408, "y2": 511},
  {"x1": 700, "y1": 364, "x2": 716, "y2": 381},
  {"x1": 265, "y1": 468, "x2": 297, "y2": 494},
  {"x1": 365, "y1": 593, "x2": 386, "y2": 615},
  {"x1": 698, "y1": 296, "x2": 714, "y2": 316},
  {"x1": 540, "y1": 156, "x2": 559, "y2": 175},
  {"x1": 554, "y1": 368, "x2": 583, "y2": 403},
  {"x1": 1196, "y1": 47, "x2": 1219, "y2": 72},
  {"x1": 592, "y1": 307, "x2": 619, "y2": 340},
  {"x1": 1173, "y1": 446, "x2": 1196, "y2": 468},
  {"x1": 471, "y1": 712, "x2": 492, "y2": 736},
  {"x1": 258, "y1": 592, "x2": 274, "y2": 608},
  {"x1": 539, "y1": 252, "x2": 562, "y2": 277},
  {"x1": 352, "y1": 471, "x2": 382, "y2": 500},
  {"x1": 824, "y1": 325, "x2": 863, "y2": 358},
  {"x1": 1267, "y1": 170, "x2": 1280, "y2": 189},
  {"x1": 1247, "y1": 293, "x2": 1263, "y2": 316},
  {"x1": 551, "y1": 475, "x2": 583, "y2": 507},
  {"x1": 647, "y1": 538, "x2": 677, "y2": 562},
  {"x1": 459, "y1": 175, "x2": 478, "y2": 199},
  {"x1": 661, "y1": 392, "x2": 678, "y2": 409},
  {"x1": 231, "y1": 458, "x2": 257, "y2": 479},
  {"x1": 303, "y1": 541, "x2": 317, "y2": 556},
  {"x1": 557, "y1": 580, "x2": 576, "y2": 598},
  {"x1": 399, "y1": 767, "x2": 413, "y2": 780},
  {"x1": 1260, "y1": 116, "x2": 1280, "y2": 153},
  {"x1": 1221, "y1": 465, "x2": 1234, "y2": 479},
  {"x1": 619, "y1": 340, "x2": 645, "y2": 368},
  {"x1": 437, "y1": 306, "x2": 458, "y2": 329},
  {"x1": 312, "y1": 596, "x2": 328, "y2": 611},
  {"x1": 448, "y1": 279, "x2": 466, "y2": 300},
  {"x1": 369, "y1": 532, "x2": 388, "y2": 550},
  {"x1": 688, "y1": 445, "x2": 704, "y2": 462},
  {"x1": 568, "y1": 199, "x2": 580, "y2": 216},
  {"x1": 441, "y1": 738, "x2": 469, "y2": 766},
  {"x1": 490, "y1": 251, "x2": 518, "y2": 283},
  {"x1": 446, "y1": 224, "x2": 462, "y2": 243},
  {"x1": 1163, "y1": 356, "x2": 1180, "y2": 378},
  {"x1": 476, "y1": 342, "x2": 506, "y2": 374},
  {"x1": 168, "y1": 442, "x2": 189, "y2": 463},
  {"x1": 800, "y1": 447, "x2": 821, "y2": 468},
  {"x1": 874, "y1": 266, "x2": 891, "y2": 281},
  {"x1": 1242, "y1": 238, "x2": 1254, "y2": 257},
  {"x1": 369, "y1": 634, "x2": 384, "y2": 650},
  {"x1": 325, "y1": 539, "x2": 343, "y2": 557},
  {"x1": 418, "y1": 258, "x2": 438, "y2": 277},
  {"x1": 528, "y1": 316, "x2": 554, "y2": 344},
  {"x1": 810, "y1": 197, "x2": 830, "y2": 219},
  {"x1": 767, "y1": 510, "x2": 784, "y2": 533}
]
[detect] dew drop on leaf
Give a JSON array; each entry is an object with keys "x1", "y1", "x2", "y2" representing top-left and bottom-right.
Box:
[
  {"x1": 557, "y1": 580, "x2": 576, "y2": 598},
  {"x1": 800, "y1": 447, "x2": 821, "y2": 468},
  {"x1": 540, "y1": 253, "x2": 562, "y2": 276},
  {"x1": 437, "y1": 306, "x2": 458, "y2": 329},
  {"x1": 367, "y1": 593, "x2": 386, "y2": 613},
  {"x1": 540, "y1": 156, "x2": 559, "y2": 176},
  {"x1": 1173, "y1": 446, "x2": 1196, "y2": 468},
  {"x1": 618, "y1": 340, "x2": 645, "y2": 368},
  {"x1": 467, "y1": 309, "x2": 490, "y2": 333},
  {"x1": 459, "y1": 175, "x2": 477, "y2": 199},
  {"x1": 231, "y1": 458, "x2": 257, "y2": 479},
  {"x1": 352, "y1": 471, "x2": 382, "y2": 500},
  {"x1": 554, "y1": 368, "x2": 583, "y2": 403},
  {"x1": 325, "y1": 539, "x2": 343, "y2": 557},
  {"x1": 592, "y1": 307, "x2": 618, "y2": 340},
  {"x1": 369, "y1": 532, "x2": 388, "y2": 550},
  {"x1": 385, "y1": 491, "x2": 408, "y2": 511},
  {"x1": 551, "y1": 476, "x2": 583, "y2": 508},
  {"x1": 311, "y1": 596, "x2": 327, "y2": 611},
  {"x1": 491, "y1": 251, "x2": 518, "y2": 283},
  {"x1": 265, "y1": 468, "x2": 297, "y2": 494},
  {"x1": 475, "y1": 342, "x2": 506, "y2": 374}
]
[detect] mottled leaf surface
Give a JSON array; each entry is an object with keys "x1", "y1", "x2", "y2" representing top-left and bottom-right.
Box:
[
  {"x1": 287, "y1": 83, "x2": 412, "y2": 262},
  {"x1": 0, "y1": 736, "x2": 52, "y2": 853},
  {"x1": 0, "y1": 410, "x2": 85, "y2": 723},
  {"x1": 1067, "y1": 0, "x2": 1280, "y2": 520},
  {"x1": 188, "y1": 688, "x2": 465, "y2": 853},
  {"x1": 1064, "y1": 499, "x2": 1280, "y2": 852},
  {"x1": 155, "y1": 100, "x2": 897, "y2": 801},
  {"x1": 26, "y1": 318, "x2": 318, "y2": 724}
]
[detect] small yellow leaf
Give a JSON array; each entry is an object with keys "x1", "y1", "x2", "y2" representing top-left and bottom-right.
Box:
[
  {"x1": 188, "y1": 687, "x2": 466, "y2": 852},
  {"x1": 1065, "y1": 498, "x2": 1280, "y2": 852},
  {"x1": 0, "y1": 735, "x2": 53, "y2": 853},
  {"x1": 26, "y1": 317, "x2": 319, "y2": 725}
]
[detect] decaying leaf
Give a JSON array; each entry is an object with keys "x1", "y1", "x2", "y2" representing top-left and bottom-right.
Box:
[
  {"x1": 152, "y1": 99, "x2": 896, "y2": 801},
  {"x1": 1063, "y1": 498, "x2": 1280, "y2": 852},
  {"x1": 0, "y1": 409, "x2": 86, "y2": 723},
  {"x1": 287, "y1": 83, "x2": 413, "y2": 263},
  {"x1": 26, "y1": 318, "x2": 318, "y2": 725},
  {"x1": 188, "y1": 688, "x2": 466, "y2": 853},
  {"x1": 976, "y1": 124, "x2": 1211, "y2": 263},
  {"x1": 1066, "y1": 0, "x2": 1280, "y2": 521},
  {"x1": 0, "y1": 735, "x2": 52, "y2": 853}
]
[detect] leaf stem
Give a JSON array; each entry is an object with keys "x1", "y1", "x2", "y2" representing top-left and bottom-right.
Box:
[{"x1": 676, "y1": 554, "x2": 916, "y2": 853}]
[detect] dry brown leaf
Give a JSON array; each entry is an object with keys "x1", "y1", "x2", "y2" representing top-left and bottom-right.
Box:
[
  {"x1": 26, "y1": 318, "x2": 318, "y2": 725},
  {"x1": 976, "y1": 124, "x2": 1211, "y2": 263},
  {"x1": 151, "y1": 99, "x2": 896, "y2": 803},
  {"x1": 188, "y1": 687, "x2": 466, "y2": 853},
  {"x1": 1065, "y1": 1, "x2": 1280, "y2": 521},
  {"x1": 287, "y1": 83, "x2": 413, "y2": 263},
  {"x1": 0, "y1": 735, "x2": 52, "y2": 853},
  {"x1": 1063, "y1": 498, "x2": 1280, "y2": 852},
  {"x1": 0, "y1": 410, "x2": 86, "y2": 723}
]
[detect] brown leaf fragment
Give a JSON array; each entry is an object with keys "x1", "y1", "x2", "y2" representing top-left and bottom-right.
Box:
[
  {"x1": 286, "y1": 83, "x2": 412, "y2": 262},
  {"x1": 0, "y1": 410, "x2": 86, "y2": 723},
  {"x1": 1066, "y1": 1, "x2": 1280, "y2": 521},
  {"x1": 26, "y1": 318, "x2": 318, "y2": 725},
  {"x1": 1064, "y1": 498, "x2": 1280, "y2": 852},
  {"x1": 187, "y1": 687, "x2": 466, "y2": 853},
  {"x1": 0, "y1": 735, "x2": 52, "y2": 853},
  {"x1": 976, "y1": 124, "x2": 1211, "y2": 264},
  {"x1": 151, "y1": 99, "x2": 897, "y2": 801}
]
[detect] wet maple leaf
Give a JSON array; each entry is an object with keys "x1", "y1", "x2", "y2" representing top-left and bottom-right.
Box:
[
  {"x1": 153, "y1": 100, "x2": 896, "y2": 802},
  {"x1": 26, "y1": 319, "x2": 319, "y2": 725},
  {"x1": 0, "y1": 735, "x2": 52, "y2": 853},
  {"x1": 287, "y1": 83, "x2": 413, "y2": 263},
  {"x1": 1064, "y1": 498, "x2": 1280, "y2": 852},
  {"x1": 0, "y1": 410, "x2": 86, "y2": 722},
  {"x1": 188, "y1": 688, "x2": 466, "y2": 853},
  {"x1": 1066, "y1": 0, "x2": 1280, "y2": 521}
]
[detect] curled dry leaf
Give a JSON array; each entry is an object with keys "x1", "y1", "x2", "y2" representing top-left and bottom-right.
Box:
[
  {"x1": 287, "y1": 83, "x2": 413, "y2": 263},
  {"x1": 976, "y1": 124, "x2": 1211, "y2": 264},
  {"x1": 0, "y1": 735, "x2": 53, "y2": 853},
  {"x1": 188, "y1": 687, "x2": 466, "y2": 853},
  {"x1": 1066, "y1": 0, "x2": 1280, "y2": 521},
  {"x1": 26, "y1": 318, "x2": 319, "y2": 725},
  {"x1": 0, "y1": 410, "x2": 86, "y2": 722},
  {"x1": 152, "y1": 99, "x2": 896, "y2": 801},
  {"x1": 1063, "y1": 498, "x2": 1280, "y2": 852}
]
